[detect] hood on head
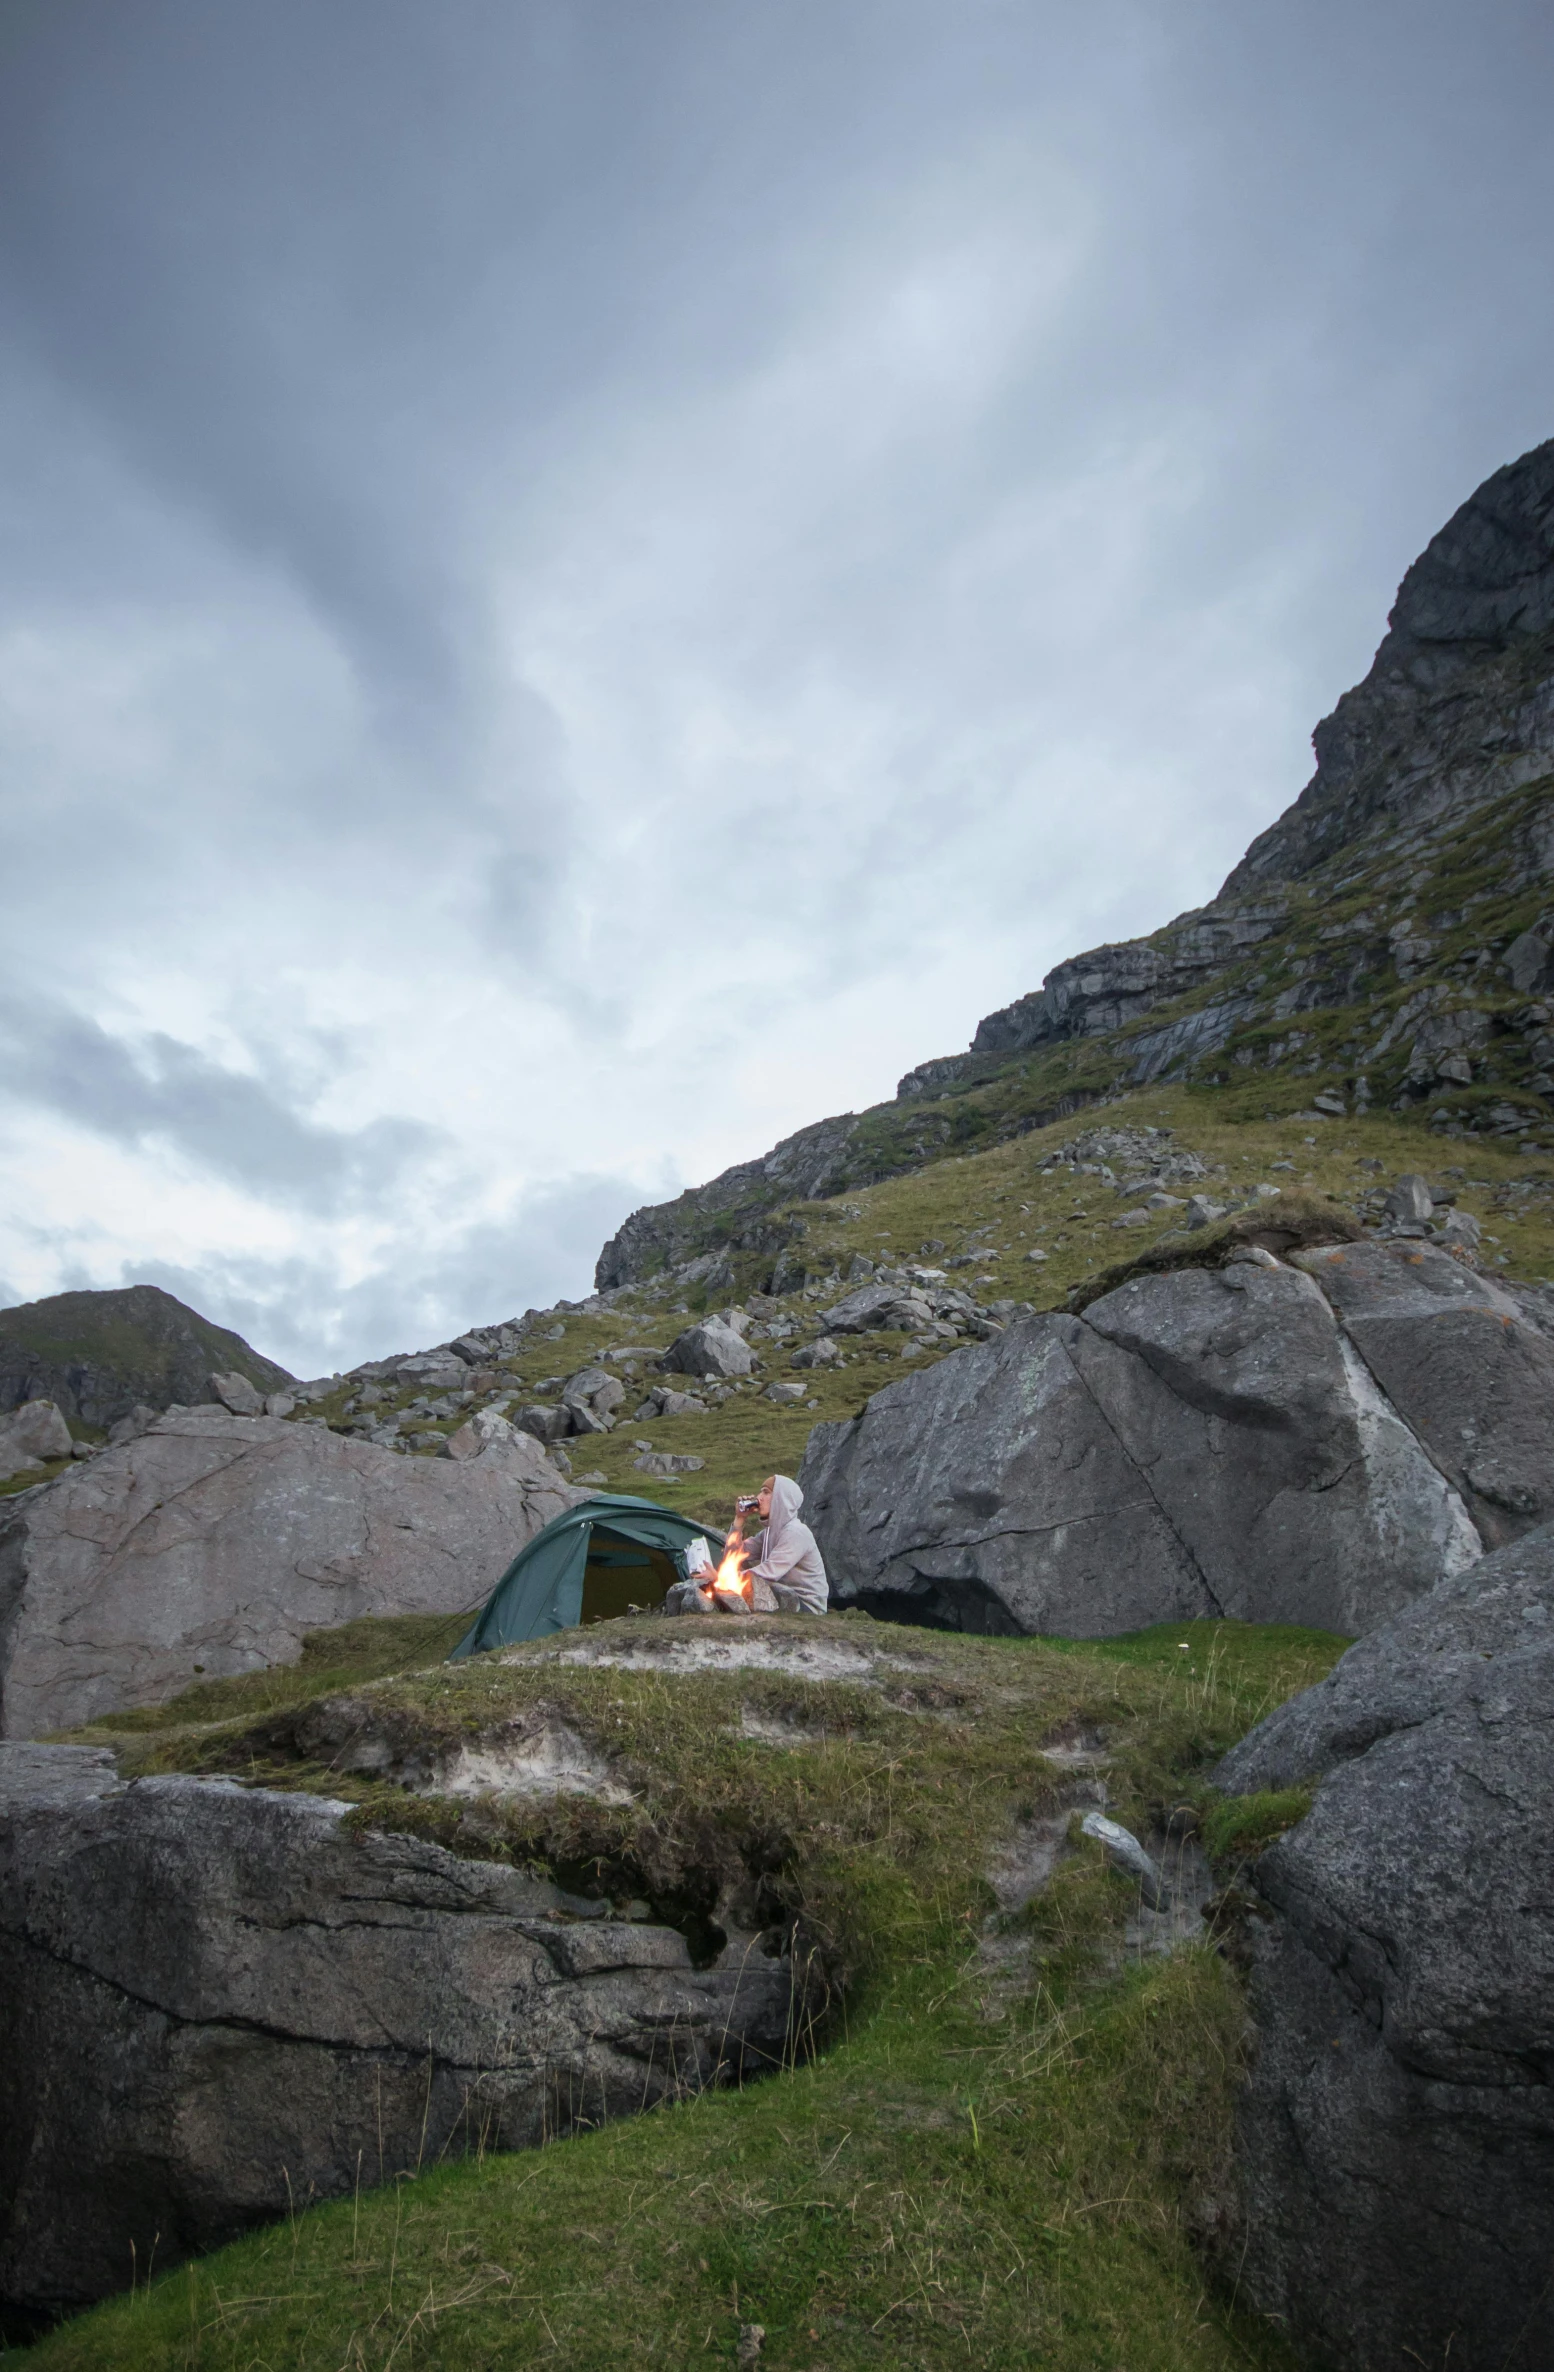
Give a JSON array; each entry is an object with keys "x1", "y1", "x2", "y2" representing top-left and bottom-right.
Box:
[{"x1": 766, "y1": 1474, "x2": 803, "y2": 1549}]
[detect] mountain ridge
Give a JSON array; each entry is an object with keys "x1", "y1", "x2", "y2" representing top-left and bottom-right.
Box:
[
  {"x1": 596, "y1": 436, "x2": 1554, "y2": 1291},
  {"x1": 0, "y1": 1284, "x2": 294, "y2": 1431}
]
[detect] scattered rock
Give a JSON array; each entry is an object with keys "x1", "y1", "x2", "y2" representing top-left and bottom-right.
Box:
[
  {"x1": 820, "y1": 1283, "x2": 935, "y2": 1334},
  {"x1": 1381, "y1": 1172, "x2": 1435, "y2": 1225},
  {"x1": 764, "y1": 1382, "x2": 806, "y2": 1406},
  {"x1": 0, "y1": 1401, "x2": 72, "y2": 1483},
  {"x1": 632, "y1": 1451, "x2": 705, "y2": 1477},
  {"x1": 662, "y1": 1318, "x2": 756, "y2": 1380},
  {"x1": 790, "y1": 1336, "x2": 839, "y2": 1368},
  {"x1": 516, "y1": 1403, "x2": 571, "y2": 1445},
  {"x1": 207, "y1": 1370, "x2": 265, "y2": 1417},
  {"x1": 104, "y1": 1404, "x2": 158, "y2": 1448},
  {"x1": 395, "y1": 1353, "x2": 468, "y2": 1389},
  {"x1": 1079, "y1": 1810, "x2": 1164, "y2": 1909},
  {"x1": 443, "y1": 1408, "x2": 550, "y2": 1464},
  {"x1": 639, "y1": 1387, "x2": 708, "y2": 1419},
  {"x1": 1215, "y1": 1524, "x2": 1554, "y2": 2372},
  {"x1": 561, "y1": 1367, "x2": 626, "y2": 1433},
  {"x1": 1183, "y1": 1195, "x2": 1227, "y2": 1230}
]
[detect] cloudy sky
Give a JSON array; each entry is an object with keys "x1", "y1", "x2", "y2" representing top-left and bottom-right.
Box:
[{"x1": 2, "y1": 0, "x2": 1551, "y2": 1376}]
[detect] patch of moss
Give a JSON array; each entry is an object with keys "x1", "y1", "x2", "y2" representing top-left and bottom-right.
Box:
[{"x1": 1201, "y1": 1787, "x2": 1314, "y2": 1869}]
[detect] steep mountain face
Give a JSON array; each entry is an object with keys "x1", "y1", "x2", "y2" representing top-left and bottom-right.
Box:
[
  {"x1": 597, "y1": 438, "x2": 1554, "y2": 1290},
  {"x1": 0, "y1": 1286, "x2": 292, "y2": 1429}
]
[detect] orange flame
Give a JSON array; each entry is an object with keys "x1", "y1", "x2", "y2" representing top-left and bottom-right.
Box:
[{"x1": 711, "y1": 1538, "x2": 752, "y2": 1608}]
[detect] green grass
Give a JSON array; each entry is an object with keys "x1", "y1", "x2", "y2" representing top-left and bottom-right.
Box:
[
  {"x1": 38, "y1": 1613, "x2": 1347, "y2": 2369},
  {"x1": 1200, "y1": 1789, "x2": 1314, "y2": 1869},
  {"x1": 58, "y1": 1611, "x2": 477, "y2": 1743}
]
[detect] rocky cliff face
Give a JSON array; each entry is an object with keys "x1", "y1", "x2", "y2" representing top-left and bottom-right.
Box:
[
  {"x1": 596, "y1": 438, "x2": 1554, "y2": 1290},
  {"x1": 1225, "y1": 440, "x2": 1554, "y2": 893},
  {"x1": 0, "y1": 1284, "x2": 293, "y2": 1428}
]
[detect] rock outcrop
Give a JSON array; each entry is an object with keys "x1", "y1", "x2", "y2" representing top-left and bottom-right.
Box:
[
  {"x1": 1213, "y1": 1525, "x2": 1554, "y2": 2372},
  {"x1": 0, "y1": 1408, "x2": 579, "y2": 1738},
  {"x1": 0, "y1": 1284, "x2": 293, "y2": 1428},
  {"x1": 1225, "y1": 438, "x2": 1554, "y2": 894},
  {"x1": 799, "y1": 1241, "x2": 1518, "y2": 1637},
  {"x1": 0, "y1": 1744, "x2": 797, "y2": 2320}
]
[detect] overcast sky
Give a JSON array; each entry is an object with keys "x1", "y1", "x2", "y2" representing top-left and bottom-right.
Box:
[{"x1": 2, "y1": 0, "x2": 1552, "y2": 1376}]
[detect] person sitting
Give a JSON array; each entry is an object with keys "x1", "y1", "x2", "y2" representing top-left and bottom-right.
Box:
[
  {"x1": 737, "y1": 1474, "x2": 829, "y2": 1614},
  {"x1": 665, "y1": 1474, "x2": 829, "y2": 1615}
]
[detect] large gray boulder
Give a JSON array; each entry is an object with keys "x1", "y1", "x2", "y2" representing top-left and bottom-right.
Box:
[
  {"x1": 0, "y1": 1745, "x2": 797, "y2": 2319},
  {"x1": 801, "y1": 1250, "x2": 1483, "y2": 1636},
  {"x1": 0, "y1": 1408, "x2": 579, "y2": 1738},
  {"x1": 1212, "y1": 1527, "x2": 1554, "y2": 2372},
  {"x1": 1292, "y1": 1240, "x2": 1554, "y2": 1545}
]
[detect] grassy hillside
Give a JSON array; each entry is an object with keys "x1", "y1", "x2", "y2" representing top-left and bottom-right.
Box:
[{"x1": 44, "y1": 1608, "x2": 1348, "y2": 2369}]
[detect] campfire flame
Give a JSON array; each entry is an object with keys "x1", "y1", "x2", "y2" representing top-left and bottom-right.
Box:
[{"x1": 710, "y1": 1538, "x2": 752, "y2": 1608}]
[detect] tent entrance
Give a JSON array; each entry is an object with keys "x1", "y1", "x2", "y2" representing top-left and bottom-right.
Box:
[{"x1": 580, "y1": 1529, "x2": 681, "y2": 1624}]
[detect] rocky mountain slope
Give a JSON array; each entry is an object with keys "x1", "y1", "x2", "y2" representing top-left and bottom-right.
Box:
[
  {"x1": 597, "y1": 436, "x2": 1554, "y2": 1290},
  {"x1": 0, "y1": 1284, "x2": 293, "y2": 1430}
]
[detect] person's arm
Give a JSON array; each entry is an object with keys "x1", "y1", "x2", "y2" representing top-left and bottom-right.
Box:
[{"x1": 746, "y1": 1527, "x2": 811, "y2": 1584}]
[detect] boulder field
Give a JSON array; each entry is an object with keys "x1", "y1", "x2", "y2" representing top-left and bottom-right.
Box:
[
  {"x1": 801, "y1": 1237, "x2": 1554, "y2": 1637},
  {"x1": 0, "y1": 1407, "x2": 578, "y2": 1738},
  {"x1": 1214, "y1": 1521, "x2": 1554, "y2": 2372}
]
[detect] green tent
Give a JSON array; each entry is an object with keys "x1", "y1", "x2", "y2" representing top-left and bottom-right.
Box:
[{"x1": 448, "y1": 1493, "x2": 726, "y2": 1658}]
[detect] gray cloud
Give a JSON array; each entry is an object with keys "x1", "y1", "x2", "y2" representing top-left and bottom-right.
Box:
[
  {"x1": 0, "y1": 993, "x2": 442, "y2": 1213},
  {"x1": 124, "y1": 1170, "x2": 643, "y2": 1376},
  {"x1": 1, "y1": 0, "x2": 1552, "y2": 1359}
]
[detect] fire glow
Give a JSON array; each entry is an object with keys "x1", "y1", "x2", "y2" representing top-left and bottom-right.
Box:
[{"x1": 709, "y1": 1540, "x2": 752, "y2": 1609}]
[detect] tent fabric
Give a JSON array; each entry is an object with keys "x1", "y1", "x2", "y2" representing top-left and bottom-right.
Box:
[{"x1": 448, "y1": 1493, "x2": 726, "y2": 1658}]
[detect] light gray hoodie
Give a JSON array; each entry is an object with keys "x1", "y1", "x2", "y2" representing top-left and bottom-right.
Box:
[{"x1": 745, "y1": 1475, "x2": 829, "y2": 1613}]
